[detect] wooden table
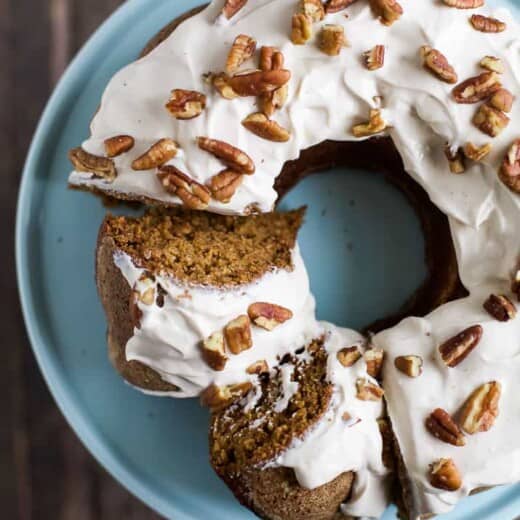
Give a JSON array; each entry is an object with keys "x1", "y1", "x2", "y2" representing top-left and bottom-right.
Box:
[{"x1": 1, "y1": 1, "x2": 160, "y2": 517}]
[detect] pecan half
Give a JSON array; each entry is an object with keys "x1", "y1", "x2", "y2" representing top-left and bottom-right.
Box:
[
  {"x1": 200, "y1": 382, "x2": 253, "y2": 411},
  {"x1": 319, "y1": 24, "x2": 347, "y2": 56},
  {"x1": 291, "y1": 13, "x2": 313, "y2": 45},
  {"x1": 197, "y1": 137, "x2": 255, "y2": 174},
  {"x1": 421, "y1": 46, "x2": 458, "y2": 84},
  {"x1": 369, "y1": 0, "x2": 403, "y2": 26},
  {"x1": 439, "y1": 324, "x2": 482, "y2": 367},
  {"x1": 473, "y1": 104, "x2": 509, "y2": 137},
  {"x1": 226, "y1": 34, "x2": 257, "y2": 74},
  {"x1": 69, "y1": 147, "x2": 116, "y2": 181},
  {"x1": 489, "y1": 88, "x2": 514, "y2": 113},
  {"x1": 337, "y1": 346, "x2": 362, "y2": 367},
  {"x1": 247, "y1": 302, "x2": 293, "y2": 330},
  {"x1": 224, "y1": 315, "x2": 253, "y2": 354},
  {"x1": 131, "y1": 138, "x2": 178, "y2": 170},
  {"x1": 500, "y1": 140, "x2": 520, "y2": 193},
  {"x1": 426, "y1": 408, "x2": 466, "y2": 446},
  {"x1": 221, "y1": 0, "x2": 247, "y2": 19},
  {"x1": 480, "y1": 56, "x2": 504, "y2": 74},
  {"x1": 356, "y1": 378, "x2": 384, "y2": 401},
  {"x1": 352, "y1": 109, "x2": 388, "y2": 137},
  {"x1": 364, "y1": 45, "x2": 385, "y2": 71},
  {"x1": 259, "y1": 47, "x2": 288, "y2": 116},
  {"x1": 208, "y1": 169, "x2": 243, "y2": 203},
  {"x1": 470, "y1": 14, "x2": 506, "y2": 33},
  {"x1": 212, "y1": 73, "x2": 239, "y2": 100},
  {"x1": 463, "y1": 142, "x2": 492, "y2": 162},
  {"x1": 442, "y1": 0, "x2": 484, "y2": 7},
  {"x1": 394, "y1": 355, "x2": 423, "y2": 377},
  {"x1": 260, "y1": 46, "x2": 284, "y2": 72},
  {"x1": 104, "y1": 135, "x2": 135, "y2": 158},
  {"x1": 300, "y1": 0, "x2": 325, "y2": 22},
  {"x1": 364, "y1": 348, "x2": 384, "y2": 379},
  {"x1": 445, "y1": 145, "x2": 466, "y2": 173},
  {"x1": 429, "y1": 458, "x2": 462, "y2": 491},
  {"x1": 201, "y1": 331, "x2": 228, "y2": 371},
  {"x1": 246, "y1": 360, "x2": 269, "y2": 375},
  {"x1": 165, "y1": 89, "x2": 207, "y2": 120},
  {"x1": 459, "y1": 381, "x2": 501, "y2": 434},
  {"x1": 242, "y1": 112, "x2": 291, "y2": 142},
  {"x1": 325, "y1": 0, "x2": 357, "y2": 13},
  {"x1": 483, "y1": 294, "x2": 517, "y2": 321},
  {"x1": 229, "y1": 69, "x2": 291, "y2": 97},
  {"x1": 157, "y1": 166, "x2": 211, "y2": 210},
  {"x1": 452, "y1": 72, "x2": 501, "y2": 104}
]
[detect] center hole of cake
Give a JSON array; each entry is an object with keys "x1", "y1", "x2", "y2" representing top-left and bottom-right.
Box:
[{"x1": 278, "y1": 167, "x2": 427, "y2": 330}]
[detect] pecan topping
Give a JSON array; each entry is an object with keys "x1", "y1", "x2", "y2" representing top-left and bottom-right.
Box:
[
  {"x1": 470, "y1": 14, "x2": 506, "y2": 33},
  {"x1": 248, "y1": 302, "x2": 293, "y2": 330},
  {"x1": 463, "y1": 142, "x2": 492, "y2": 162},
  {"x1": 438, "y1": 325, "x2": 482, "y2": 367},
  {"x1": 201, "y1": 331, "x2": 228, "y2": 371},
  {"x1": 300, "y1": 0, "x2": 325, "y2": 22},
  {"x1": 352, "y1": 109, "x2": 388, "y2": 137},
  {"x1": 489, "y1": 88, "x2": 514, "y2": 113},
  {"x1": 246, "y1": 360, "x2": 269, "y2": 375},
  {"x1": 421, "y1": 46, "x2": 458, "y2": 84},
  {"x1": 460, "y1": 381, "x2": 501, "y2": 434},
  {"x1": 201, "y1": 382, "x2": 253, "y2": 411},
  {"x1": 229, "y1": 69, "x2": 291, "y2": 97},
  {"x1": 325, "y1": 0, "x2": 357, "y2": 13},
  {"x1": 369, "y1": 0, "x2": 403, "y2": 26},
  {"x1": 473, "y1": 104, "x2": 509, "y2": 137},
  {"x1": 259, "y1": 48, "x2": 288, "y2": 116},
  {"x1": 260, "y1": 46, "x2": 284, "y2": 72},
  {"x1": 197, "y1": 137, "x2": 255, "y2": 174},
  {"x1": 480, "y1": 56, "x2": 504, "y2": 74},
  {"x1": 208, "y1": 169, "x2": 243, "y2": 203},
  {"x1": 319, "y1": 24, "x2": 347, "y2": 56},
  {"x1": 445, "y1": 146, "x2": 466, "y2": 174},
  {"x1": 291, "y1": 13, "x2": 313, "y2": 45},
  {"x1": 104, "y1": 135, "x2": 135, "y2": 158},
  {"x1": 394, "y1": 355, "x2": 423, "y2": 377},
  {"x1": 452, "y1": 72, "x2": 501, "y2": 104},
  {"x1": 356, "y1": 378, "x2": 384, "y2": 401},
  {"x1": 364, "y1": 348, "x2": 384, "y2": 379},
  {"x1": 224, "y1": 315, "x2": 253, "y2": 354},
  {"x1": 226, "y1": 34, "x2": 257, "y2": 74},
  {"x1": 221, "y1": 0, "x2": 247, "y2": 19},
  {"x1": 429, "y1": 458, "x2": 462, "y2": 491},
  {"x1": 242, "y1": 112, "x2": 291, "y2": 142},
  {"x1": 166, "y1": 89, "x2": 207, "y2": 120},
  {"x1": 442, "y1": 0, "x2": 484, "y2": 7},
  {"x1": 212, "y1": 73, "x2": 239, "y2": 100},
  {"x1": 363, "y1": 45, "x2": 385, "y2": 71},
  {"x1": 499, "y1": 140, "x2": 520, "y2": 193},
  {"x1": 131, "y1": 139, "x2": 178, "y2": 170},
  {"x1": 337, "y1": 346, "x2": 362, "y2": 367},
  {"x1": 483, "y1": 294, "x2": 517, "y2": 321},
  {"x1": 426, "y1": 408, "x2": 466, "y2": 446},
  {"x1": 157, "y1": 166, "x2": 211, "y2": 210},
  {"x1": 69, "y1": 147, "x2": 116, "y2": 181}
]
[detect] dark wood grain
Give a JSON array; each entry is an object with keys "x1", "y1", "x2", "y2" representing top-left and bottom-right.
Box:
[{"x1": 1, "y1": 0, "x2": 161, "y2": 518}]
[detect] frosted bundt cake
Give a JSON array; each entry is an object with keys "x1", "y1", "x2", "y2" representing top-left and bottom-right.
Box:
[{"x1": 68, "y1": 0, "x2": 520, "y2": 518}]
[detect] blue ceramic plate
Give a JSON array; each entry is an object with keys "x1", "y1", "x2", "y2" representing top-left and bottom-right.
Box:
[{"x1": 16, "y1": 1, "x2": 520, "y2": 518}]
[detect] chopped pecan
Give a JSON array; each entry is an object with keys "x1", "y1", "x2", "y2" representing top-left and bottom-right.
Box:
[
  {"x1": 242, "y1": 112, "x2": 291, "y2": 142},
  {"x1": 104, "y1": 135, "x2": 135, "y2": 158},
  {"x1": 229, "y1": 69, "x2": 291, "y2": 96},
  {"x1": 364, "y1": 348, "x2": 384, "y2": 379},
  {"x1": 429, "y1": 458, "x2": 462, "y2": 491},
  {"x1": 470, "y1": 14, "x2": 506, "y2": 33},
  {"x1": 442, "y1": 0, "x2": 484, "y2": 7},
  {"x1": 226, "y1": 34, "x2": 257, "y2": 74},
  {"x1": 445, "y1": 145, "x2": 466, "y2": 173},
  {"x1": 224, "y1": 315, "x2": 253, "y2": 354},
  {"x1": 165, "y1": 89, "x2": 207, "y2": 120},
  {"x1": 489, "y1": 88, "x2": 514, "y2": 113},
  {"x1": 394, "y1": 355, "x2": 423, "y2": 377},
  {"x1": 356, "y1": 378, "x2": 384, "y2": 401},
  {"x1": 247, "y1": 302, "x2": 293, "y2": 330},
  {"x1": 68, "y1": 147, "x2": 116, "y2": 181},
  {"x1": 421, "y1": 46, "x2": 458, "y2": 84},
  {"x1": 246, "y1": 360, "x2": 269, "y2": 375},
  {"x1": 131, "y1": 138, "x2": 178, "y2": 170},
  {"x1": 369, "y1": 0, "x2": 403, "y2": 26},
  {"x1": 201, "y1": 331, "x2": 228, "y2": 371},
  {"x1": 197, "y1": 137, "x2": 255, "y2": 174},
  {"x1": 438, "y1": 324, "x2": 482, "y2": 367},
  {"x1": 319, "y1": 24, "x2": 347, "y2": 56},
  {"x1": 325, "y1": 0, "x2": 357, "y2": 13},
  {"x1": 291, "y1": 13, "x2": 313, "y2": 45},
  {"x1": 483, "y1": 294, "x2": 517, "y2": 321},
  {"x1": 300, "y1": 0, "x2": 325, "y2": 22},
  {"x1": 212, "y1": 73, "x2": 239, "y2": 100},
  {"x1": 352, "y1": 109, "x2": 387, "y2": 137},
  {"x1": 426, "y1": 408, "x2": 466, "y2": 446},
  {"x1": 363, "y1": 45, "x2": 385, "y2": 71},
  {"x1": 200, "y1": 382, "x2": 253, "y2": 411},
  {"x1": 459, "y1": 381, "x2": 501, "y2": 434},
  {"x1": 473, "y1": 103, "x2": 509, "y2": 137},
  {"x1": 221, "y1": 0, "x2": 247, "y2": 19},
  {"x1": 208, "y1": 169, "x2": 243, "y2": 203},
  {"x1": 337, "y1": 346, "x2": 362, "y2": 367},
  {"x1": 480, "y1": 56, "x2": 504, "y2": 74},
  {"x1": 500, "y1": 140, "x2": 520, "y2": 193},
  {"x1": 452, "y1": 72, "x2": 501, "y2": 104},
  {"x1": 157, "y1": 166, "x2": 211, "y2": 210},
  {"x1": 463, "y1": 142, "x2": 492, "y2": 162}
]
